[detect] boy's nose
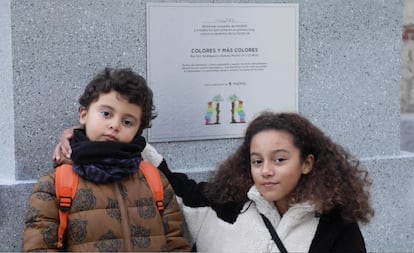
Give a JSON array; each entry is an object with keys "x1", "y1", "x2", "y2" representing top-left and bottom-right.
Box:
[{"x1": 109, "y1": 119, "x2": 120, "y2": 130}]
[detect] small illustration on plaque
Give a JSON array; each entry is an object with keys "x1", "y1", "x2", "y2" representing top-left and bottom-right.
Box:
[
  {"x1": 229, "y1": 94, "x2": 246, "y2": 124},
  {"x1": 205, "y1": 94, "x2": 224, "y2": 125},
  {"x1": 205, "y1": 94, "x2": 246, "y2": 125},
  {"x1": 204, "y1": 101, "x2": 214, "y2": 125}
]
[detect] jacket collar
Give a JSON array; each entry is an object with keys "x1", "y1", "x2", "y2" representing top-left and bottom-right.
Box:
[{"x1": 247, "y1": 185, "x2": 317, "y2": 226}]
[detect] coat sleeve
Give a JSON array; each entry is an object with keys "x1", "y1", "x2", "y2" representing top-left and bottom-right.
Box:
[
  {"x1": 159, "y1": 173, "x2": 191, "y2": 251},
  {"x1": 310, "y1": 211, "x2": 367, "y2": 253},
  {"x1": 157, "y1": 160, "x2": 221, "y2": 247},
  {"x1": 143, "y1": 144, "x2": 211, "y2": 208},
  {"x1": 330, "y1": 222, "x2": 366, "y2": 253},
  {"x1": 158, "y1": 160, "x2": 211, "y2": 207},
  {"x1": 22, "y1": 173, "x2": 60, "y2": 252}
]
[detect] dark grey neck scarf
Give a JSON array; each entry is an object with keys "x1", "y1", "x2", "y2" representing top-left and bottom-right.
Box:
[{"x1": 70, "y1": 129, "x2": 146, "y2": 183}]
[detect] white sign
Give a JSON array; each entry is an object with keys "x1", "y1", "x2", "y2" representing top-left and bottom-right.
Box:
[{"x1": 146, "y1": 3, "x2": 298, "y2": 142}]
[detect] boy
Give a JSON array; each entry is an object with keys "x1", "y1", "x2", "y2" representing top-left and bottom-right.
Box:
[{"x1": 23, "y1": 67, "x2": 190, "y2": 252}]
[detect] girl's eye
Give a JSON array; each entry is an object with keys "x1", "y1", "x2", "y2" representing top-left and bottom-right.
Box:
[
  {"x1": 251, "y1": 159, "x2": 263, "y2": 165},
  {"x1": 273, "y1": 158, "x2": 286, "y2": 163}
]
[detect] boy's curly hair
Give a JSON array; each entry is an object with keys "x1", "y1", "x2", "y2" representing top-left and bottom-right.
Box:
[
  {"x1": 79, "y1": 67, "x2": 157, "y2": 136},
  {"x1": 205, "y1": 111, "x2": 374, "y2": 223}
]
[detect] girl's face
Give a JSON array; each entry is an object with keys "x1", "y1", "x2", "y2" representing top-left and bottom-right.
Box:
[{"x1": 250, "y1": 129, "x2": 314, "y2": 215}]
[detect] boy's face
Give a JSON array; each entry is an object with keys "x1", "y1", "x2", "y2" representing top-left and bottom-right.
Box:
[{"x1": 79, "y1": 91, "x2": 142, "y2": 143}]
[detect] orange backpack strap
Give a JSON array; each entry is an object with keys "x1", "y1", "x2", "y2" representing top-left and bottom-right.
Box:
[
  {"x1": 55, "y1": 164, "x2": 79, "y2": 249},
  {"x1": 139, "y1": 161, "x2": 164, "y2": 211},
  {"x1": 54, "y1": 161, "x2": 162, "y2": 249}
]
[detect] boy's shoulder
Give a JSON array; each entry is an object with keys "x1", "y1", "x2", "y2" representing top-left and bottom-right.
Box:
[
  {"x1": 137, "y1": 161, "x2": 169, "y2": 186},
  {"x1": 32, "y1": 170, "x2": 58, "y2": 192}
]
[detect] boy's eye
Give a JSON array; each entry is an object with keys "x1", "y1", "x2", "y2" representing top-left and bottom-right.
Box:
[
  {"x1": 123, "y1": 119, "x2": 133, "y2": 126},
  {"x1": 101, "y1": 111, "x2": 111, "y2": 118}
]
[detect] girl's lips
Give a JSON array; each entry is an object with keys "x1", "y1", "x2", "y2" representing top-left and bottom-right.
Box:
[{"x1": 262, "y1": 182, "x2": 278, "y2": 187}]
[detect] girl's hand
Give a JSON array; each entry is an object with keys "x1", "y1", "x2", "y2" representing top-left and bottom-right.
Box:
[{"x1": 52, "y1": 127, "x2": 76, "y2": 162}]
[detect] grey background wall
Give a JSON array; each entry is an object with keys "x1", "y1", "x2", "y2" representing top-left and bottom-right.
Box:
[{"x1": 1, "y1": 0, "x2": 414, "y2": 251}]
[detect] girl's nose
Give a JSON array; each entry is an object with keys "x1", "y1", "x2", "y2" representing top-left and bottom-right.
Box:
[{"x1": 261, "y1": 161, "x2": 274, "y2": 177}]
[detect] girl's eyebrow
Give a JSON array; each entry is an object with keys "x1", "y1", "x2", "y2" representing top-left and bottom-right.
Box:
[
  {"x1": 273, "y1": 149, "x2": 289, "y2": 154},
  {"x1": 250, "y1": 149, "x2": 289, "y2": 156}
]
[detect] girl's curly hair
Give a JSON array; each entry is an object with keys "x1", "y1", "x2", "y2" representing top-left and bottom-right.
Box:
[
  {"x1": 79, "y1": 67, "x2": 157, "y2": 136},
  {"x1": 205, "y1": 111, "x2": 374, "y2": 223}
]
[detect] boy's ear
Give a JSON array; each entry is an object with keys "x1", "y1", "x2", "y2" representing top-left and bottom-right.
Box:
[
  {"x1": 302, "y1": 154, "x2": 314, "y2": 175},
  {"x1": 79, "y1": 106, "x2": 88, "y2": 124}
]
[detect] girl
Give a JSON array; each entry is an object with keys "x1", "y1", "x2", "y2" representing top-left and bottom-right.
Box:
[{"x1": 143, "y1": 111, "x2": 374, "y2": 252}]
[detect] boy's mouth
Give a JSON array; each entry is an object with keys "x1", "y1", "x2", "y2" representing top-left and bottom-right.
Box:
[{"x1": 103, "y1": 134, "x2": 118, "y2": 141}]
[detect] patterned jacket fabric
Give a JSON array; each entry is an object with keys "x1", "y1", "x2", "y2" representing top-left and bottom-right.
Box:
[{"x1": 22, "y1": 168, "x2": 190, "y2": 252}]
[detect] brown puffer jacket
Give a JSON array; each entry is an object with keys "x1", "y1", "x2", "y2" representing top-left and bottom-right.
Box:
[{"x1": 22, "y1": 168, "x2": 190, "y2": 252}]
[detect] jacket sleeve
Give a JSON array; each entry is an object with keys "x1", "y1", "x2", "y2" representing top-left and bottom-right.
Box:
[
  {"x1": 310, "y1": 211, "x2": 367, "y2": 253},
  {"x1": 159, "y1": 173, "x2": 191, "y2": 251},
  {"x1": 22, "y1": 173, "x2": 60, "y2": 252},
  {"x1": 142, "y1": 144, "x2": 212, "y2": 207},
  {"x1": 158, "y1": 160, "x2": 235, "y2": 246},
  {"x1": 158, "y1": 160, "x2": 211, "y2": 207},
  {"x1": 330, "y1": 222, "x2": 366, "y2": 252}
]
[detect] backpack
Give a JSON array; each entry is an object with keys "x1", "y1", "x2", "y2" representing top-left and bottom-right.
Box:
[{"x1": 54, "y1": 161, "x2": 164, "y2": 249}]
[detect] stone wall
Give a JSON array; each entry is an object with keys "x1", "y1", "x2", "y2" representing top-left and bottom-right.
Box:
[
  {"x1": 402, "y1": 0, "x2": 414, "y2": 112},
  {"x1": 1, "y1": 0, "x2": 414, "y2": 251}
]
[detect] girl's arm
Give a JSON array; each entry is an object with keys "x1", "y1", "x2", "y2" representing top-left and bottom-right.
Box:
[
  {"x1": 310, "y1": 210, "x2": 367, "y2": 253},
  {"x1": 143, "y1": 144, "x2": 244, "y2": 226},
  {"x1": 142, "y1": 143, "x2": 211, "y2": 207}
]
